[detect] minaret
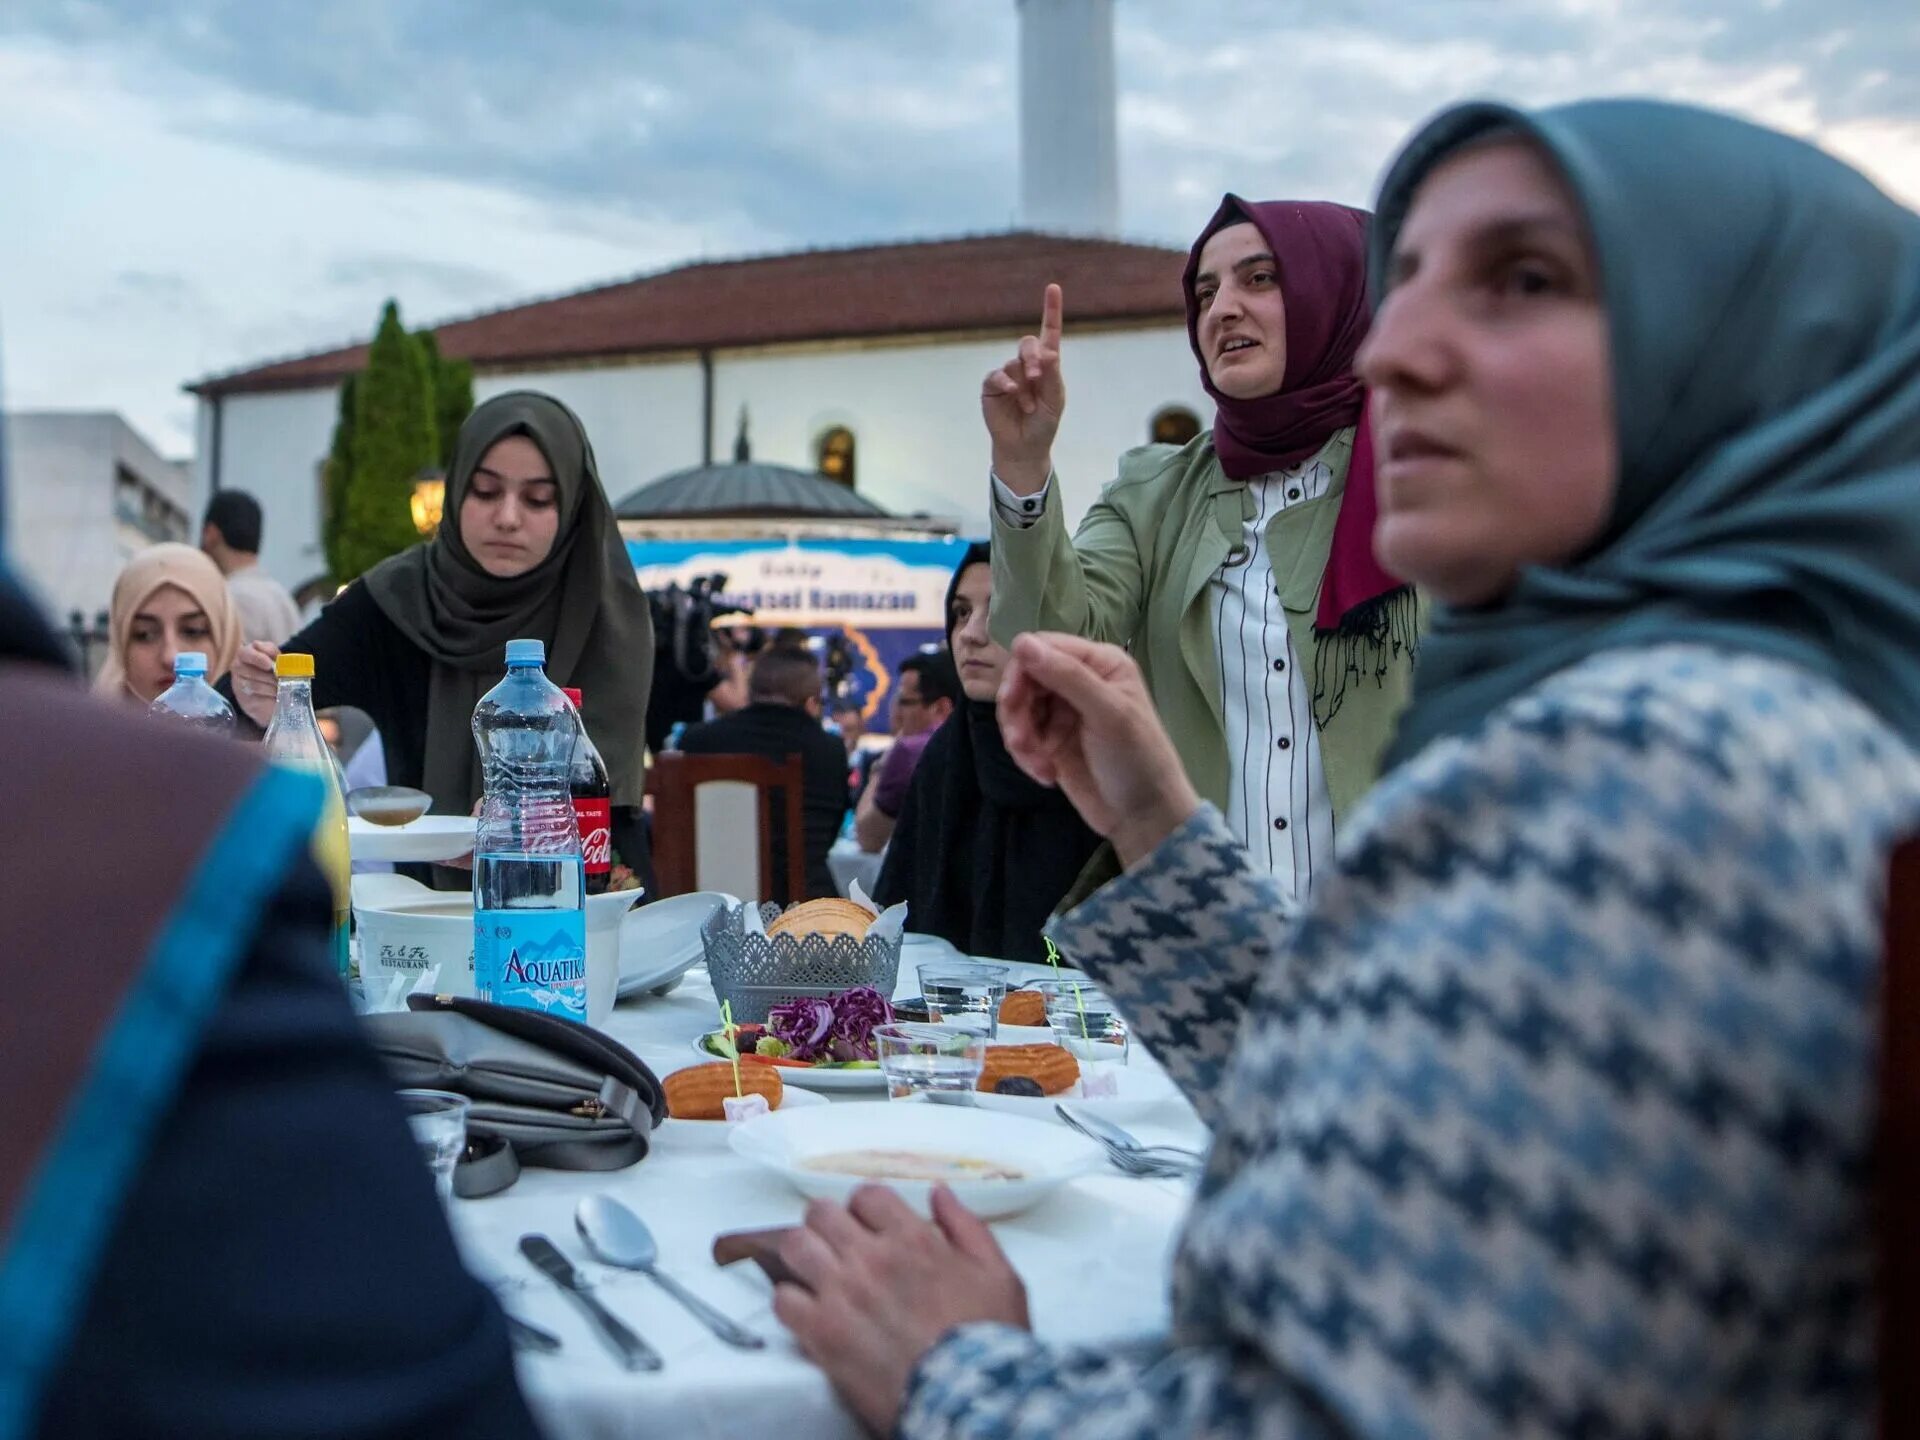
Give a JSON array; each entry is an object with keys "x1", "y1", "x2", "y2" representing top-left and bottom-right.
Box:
[{"x1": 1017, "y1": 0, "x2": 1120, "y2": 236}]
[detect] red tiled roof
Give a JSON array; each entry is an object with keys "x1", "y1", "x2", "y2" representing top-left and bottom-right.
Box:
[{"x1": 188, "y1": 231, "x2": 1191, "y2": 396}]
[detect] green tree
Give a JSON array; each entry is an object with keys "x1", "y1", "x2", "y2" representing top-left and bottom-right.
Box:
[
  {"x1": 337, "y1": 300, "x2": 438, "y2": 582},
  {"x1": 416, "y1": 330, "x2": 474, "y2": 469},
  {"x1": 320, "y1": 372, "x2": 358, "y2": 583}
]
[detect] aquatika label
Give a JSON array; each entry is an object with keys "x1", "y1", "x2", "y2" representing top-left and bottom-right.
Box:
[{"x1": 474, "y1": 909, "x2": 588, "y2": 1021}]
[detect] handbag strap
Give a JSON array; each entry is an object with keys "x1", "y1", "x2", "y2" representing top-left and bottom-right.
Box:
[{"x1": 453, "y1": 1133, "x2": 521, "y2": 1199}]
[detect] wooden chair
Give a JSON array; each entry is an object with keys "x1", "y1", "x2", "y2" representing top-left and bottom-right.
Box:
[
  {"x1": 647, "y1": 751, "x2": 806, "y2": 904},
  {"x1": 1883, "y1": 837, "x2": 1919, "y2": 1434}
]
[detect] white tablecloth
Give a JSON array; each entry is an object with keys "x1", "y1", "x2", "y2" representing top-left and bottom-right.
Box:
[
  {"x1": 826, "y1": 836, "x2": 887, "y2": 900},
  {"x1": 449, "y1": 964, "x2": 1207, "y2": 1440}
]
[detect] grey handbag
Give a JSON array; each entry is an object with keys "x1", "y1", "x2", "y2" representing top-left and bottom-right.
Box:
[{"x1": 363, "y1": 993, "x2": 669, "y2": 1197}]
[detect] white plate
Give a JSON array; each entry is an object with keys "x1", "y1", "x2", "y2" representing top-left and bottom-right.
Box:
[
  {"x1": 347, "y1": 815, "x2": 477, "y2": 864},
  {"x1": 971, "y1": 1062, "x2": 1175, "y2": 1122},
  {"x1": 689, "y1": 1035, "x2": 887, "y2": 1092},
  {"x1": 729, "y1": 1102, "x2": 1102, "y2": 1219},
  {"x1": 660, "y1": 1081, "x2": 827, "y2": 1143},
  {"x1": 618, "y1": 891, "x2": 733, "y2": 1000}
]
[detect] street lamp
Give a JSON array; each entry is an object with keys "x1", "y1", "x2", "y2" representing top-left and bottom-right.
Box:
[{"x1": 410, "y1": 468, "x2": 446, "y2": 535}]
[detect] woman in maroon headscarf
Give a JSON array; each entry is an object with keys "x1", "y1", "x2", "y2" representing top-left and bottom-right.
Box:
[{"x1": 980, "y1": 195, "x2": 1418, "y2": 897}]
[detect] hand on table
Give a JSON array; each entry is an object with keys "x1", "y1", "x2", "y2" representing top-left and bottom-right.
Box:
[
  {"x1": 230, "y1": 640, "x2": 282, "y2": 728},
  {"x1": 997, "y1": 632, "x2": 1202, "y2": 868},
  {"x1": 982, "y1": 283, "x2": 1066, "y2": 496},
  {"x1": 774, "y1": 1185, "x2": 1029, "y2": 1436}
]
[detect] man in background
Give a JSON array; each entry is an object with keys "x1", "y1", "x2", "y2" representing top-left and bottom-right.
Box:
[
  {"x1": 853, "y1": 649, "x2": 959, "y2": 853},
  {"x1": 830, "y1": 696, "x2": 876, "y2": 802},
  {"x1": 678, "y1": 645, "x2": 848, "y2": 903},
  {"x1": 201, "y1": 490, "x2": 300, "y2": 645}
]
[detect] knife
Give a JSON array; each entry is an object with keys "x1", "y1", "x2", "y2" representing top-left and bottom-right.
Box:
[{"x1": 519, "y1": 1234, "x2": 663, "y2": 1372}]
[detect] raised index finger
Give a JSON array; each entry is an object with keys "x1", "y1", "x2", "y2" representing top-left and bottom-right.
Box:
[{"x1": 1039, "y1": 283, "x2": 1063, "y2": 351}]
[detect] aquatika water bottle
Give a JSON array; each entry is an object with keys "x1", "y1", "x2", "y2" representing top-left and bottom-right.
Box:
[
  {"x1": 471, "y1": 638, "x2": 589, "y2": 1021},
  {"x1": 148, "y1": 651, "x2": 235, "y2": 736}
]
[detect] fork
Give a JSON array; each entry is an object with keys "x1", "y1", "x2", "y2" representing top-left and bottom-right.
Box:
[{"x1": 1055, "y1": 1105, "x2": 1205, "y2": 1178}]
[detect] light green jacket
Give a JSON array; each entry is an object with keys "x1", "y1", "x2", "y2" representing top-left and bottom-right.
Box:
[{"x1": 990, "y1": 428, "x2": 1416, "y2": 823}]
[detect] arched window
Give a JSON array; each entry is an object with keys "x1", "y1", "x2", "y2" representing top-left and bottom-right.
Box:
[
  {"x1": 816, "y1": 426, "x2": 856, "y2": 488},
  {"x1": 1150, "y1": 406, "x2": 1202, "y2": 446}
]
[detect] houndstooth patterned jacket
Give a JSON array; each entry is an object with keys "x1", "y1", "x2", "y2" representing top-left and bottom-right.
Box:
[{"x1": 901, "y1": 645, "x2": 1920, "y2": 1440}]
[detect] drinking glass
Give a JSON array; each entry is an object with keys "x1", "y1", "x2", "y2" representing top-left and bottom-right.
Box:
[
  {"x1": 398, "y1": 1088, "x2": 470, "y2": 1204},
  {"x1": 917, "y1": 962, "x2": 1010, "y2": 1037},
  {"x1": 874, "y1": 1023, "x2": 988, "y2": 1102},
  {"x1": 1034, "y1": 981, "x2": 1129, "y2": 1096}
]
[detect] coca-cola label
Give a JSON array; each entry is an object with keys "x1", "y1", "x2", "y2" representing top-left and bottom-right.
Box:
[{"x1": 574, "y1": 797, "x2": 612, "y2": 872}]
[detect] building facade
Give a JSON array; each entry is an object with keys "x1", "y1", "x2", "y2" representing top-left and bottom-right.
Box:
[
  {"x1": 187, "y1": 233, "x2": 1211, "y2": 595},
  {"x1": 4, "y1": 410, "x2": 192, "y2": 625}
]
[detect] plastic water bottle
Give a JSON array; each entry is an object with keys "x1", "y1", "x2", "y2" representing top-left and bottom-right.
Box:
[
  {"x1": 148, "y1": 652, "x2": 235, "y2": 736},
  {"x1": 472, "y1": 638, "x2": 588, "y2": 1021},
  {"x1": 263, "y1": 652, "x2": 351, "y2": 975}
]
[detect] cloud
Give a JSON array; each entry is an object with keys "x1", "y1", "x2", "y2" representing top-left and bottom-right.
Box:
[
  {"x1": 322, "y1": 255, "x2": 514, "y2": 299},
  {"x1": 1, "y1": 0, "x2": 1915, "y2": 454},
  {"x1": 3, "y1": 0, "x2": 1911, "y2": 258}
]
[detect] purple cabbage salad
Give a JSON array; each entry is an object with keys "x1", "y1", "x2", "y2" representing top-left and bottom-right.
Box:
[{"x1": 766, "y1": 987, "x2": 894, "y2": 1062}]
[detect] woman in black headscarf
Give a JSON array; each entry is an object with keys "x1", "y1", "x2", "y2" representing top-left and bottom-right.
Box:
[
  {"x1": 227, "y1": 391, "x2": 654, "y2": 886},
  {"x1": 873, "y1": 542, "x2": 1099, "y2": 961}
]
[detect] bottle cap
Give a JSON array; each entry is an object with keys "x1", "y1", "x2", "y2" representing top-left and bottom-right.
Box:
[
  {"x1": 504, "y1": 638, "x2": 545, "y2": 666},
  {"x1": 275, "y1": 653, "x2": 315, "y2": 680},
  {"x1": 174, "y1": 652, "x2": 207, "y2": 676},
  {"x1": 562, "y1": 687, "x2": 582, "y2": 707}
]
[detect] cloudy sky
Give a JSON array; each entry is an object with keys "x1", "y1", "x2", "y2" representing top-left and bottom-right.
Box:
[{"x1": 3, "y1": 0, "x2": 1916, "y2": 457}]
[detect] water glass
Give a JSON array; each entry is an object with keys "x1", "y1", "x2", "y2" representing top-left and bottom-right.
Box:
[
  {"x1": 398, "y1": 1088, "x2": 470, "y2": 1203},
  {"x1": 917, "y1": 962, "x2": 1010, "y2": 1037},
  {"x1": 874, "y1": 1023, "x2": 988, "y2": 1102},
  {"x1": 1034, "y1": 981, "x2": 1129, "y2": 1094}
]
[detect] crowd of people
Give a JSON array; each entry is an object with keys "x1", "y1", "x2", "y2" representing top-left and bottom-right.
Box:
[{"x1": 5, "y1": 91, "x2": 1919, "y2": 1437}]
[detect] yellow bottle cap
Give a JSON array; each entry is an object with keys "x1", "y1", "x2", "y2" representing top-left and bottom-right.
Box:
[{"x1": 275, "y1": 653, "x2": 316, "y2": 680}]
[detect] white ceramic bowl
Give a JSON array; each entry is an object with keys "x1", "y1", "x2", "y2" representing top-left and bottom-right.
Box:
[
  {"x1": 346, "y1": 815, "x2": 477, "y2": 864},
  {"x1": 728, "y1": 1101, "x2": 1101, "y2": 1219},
  {"x1": 351, "y1": 874, "x2": 639, "y2": 1025}
]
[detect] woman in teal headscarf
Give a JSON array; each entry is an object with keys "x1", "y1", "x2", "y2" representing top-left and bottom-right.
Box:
[{"x1": 761, "y1": 100, "x2": 1920, "y2": 1438}]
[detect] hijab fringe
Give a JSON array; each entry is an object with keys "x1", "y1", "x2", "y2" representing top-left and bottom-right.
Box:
[{"x1": 1312, "y1": 585, "x2": 1420, "y2": 727}]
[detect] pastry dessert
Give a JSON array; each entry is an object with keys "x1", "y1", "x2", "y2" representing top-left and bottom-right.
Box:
[
  {"x1": 998, "y1": 990, "x2": 1047, "y2": 1027},
  {"x1": 665, "y1": 1061, "x2": 784, "y2": 1120},
  {"x1": 767, "y1": 897, "x2": 874, "y2": 941},
  {"x1": 976, "y1": 1043, "x2": 1079, "y2": 1096}
]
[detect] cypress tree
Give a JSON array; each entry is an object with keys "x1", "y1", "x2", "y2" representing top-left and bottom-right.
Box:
[
  {"x1": 416, "y1": 330, "x2": 474, "y2": 468},
  {"x1": 338, "y1": 301, "x2": 437, "y2": 581},
  {"x1": 320, "y1": 372, "x2": 358, "y2": 584}
]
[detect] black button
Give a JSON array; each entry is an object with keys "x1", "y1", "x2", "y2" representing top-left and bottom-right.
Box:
[
  {"x1": 1272, "y1": 659, "x2": 1286, "y2": 672},
  {"x1": 1287, "y1": 488, "x2": 1302, "y2": 501},
  {"x1": 1273, "y1": 818, "x2": 1288, "y2": 831},
  {"x1": 1023, "y1": 500, "x2": 1037, "y2": 512},
  {"x1": 1277, "y1": 737, "x2": 1291, "y2": 750}
]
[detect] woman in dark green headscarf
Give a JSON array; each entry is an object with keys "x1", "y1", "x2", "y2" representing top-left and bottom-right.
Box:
[
  {"x1": 230, "y1": 391, "x2": 655, "y2": 886},
  {"x1": 764, "y1": 103, "x2": 1920, "y2": 1440}
]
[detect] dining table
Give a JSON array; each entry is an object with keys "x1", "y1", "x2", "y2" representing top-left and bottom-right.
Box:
[{"x1": 443, "y1": 947, "x2": 1210, "y2": 1440}]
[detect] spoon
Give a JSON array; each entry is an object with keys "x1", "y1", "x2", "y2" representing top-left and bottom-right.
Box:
[
  {"x1": 576, "y1": 1195, "x2": 765, "y2": 1349},
  {"x1": 346, "y1": 785, "x2": 433, "y2": 827}
]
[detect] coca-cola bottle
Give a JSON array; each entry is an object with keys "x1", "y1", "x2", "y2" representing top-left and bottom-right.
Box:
[{"x1": 562, "y1": 686, "x2": 613, "y2": 895}]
